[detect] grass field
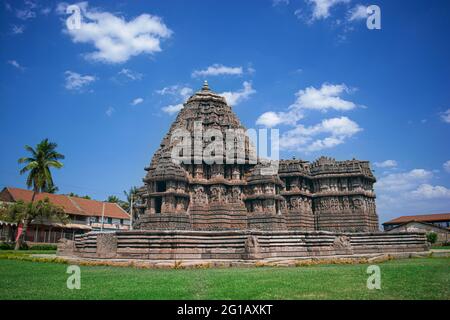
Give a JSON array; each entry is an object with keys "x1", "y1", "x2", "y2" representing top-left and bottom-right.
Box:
[{"x1": 0, "y1": 255, "x2": 448, "y2": 300}]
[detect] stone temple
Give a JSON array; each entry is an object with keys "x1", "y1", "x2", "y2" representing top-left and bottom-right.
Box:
[
  {"x1": 65, "y1": 82, "x2": 428, "y2": 261},
  {"x1": 132, "y1": 81, "x2": 378, "y2": 233}
]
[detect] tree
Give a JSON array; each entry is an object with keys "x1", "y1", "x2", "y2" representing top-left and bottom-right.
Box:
[
  {"x1": 16, "y1": 138, "x2": 65, "y2": 249},
  {"x1": 0, "y1": 199, "x2": 69, "y2": 250},
  {"x1": 427, "y1": 232, "x2": 438, "y2": 244},
  {"x1": 124, "y1": 187, "x2": 138, "y2": 204},
  {"x1": 18, "y1": 139, "x2": 65, "y2": 196},
  {"x1": 106, "y1": 195, "x2": 120, "y2": 203},
  {"x1": 106, "y1": 195, "x2": 130, "y2": 212},
  {"x1": 67, "y1": 192, "x2": 91, "y2": 200},
  {"x1": 123, "y1": 186, "x2": 139, "y2": 213},
  {"x1": 46, "y1": 185, "x2": 59, "y2": 194}
]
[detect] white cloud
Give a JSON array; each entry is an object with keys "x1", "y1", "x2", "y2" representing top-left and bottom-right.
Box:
[
  {"x1": 16, "y1": 9, "x2": 36, "y2": 20},
  {"x1": 7, "y1": 60, "x2": 25, "y2": 71},
  {"x1": 294, "y1": 83, "x2": 357, "y2": 112},
  {"x1": 64, "y1": 71, "x2": 96, "y2": 91},
  {"x1": 14, "y1": 0, "x2": 41, "y2": 20},
  {"x1": 374, "y1": 160, "x2": 398, "y2": 168},
  {"x1": 105, "y1": 106, "x2": 115, "y2": 117},
  {"x1": 220, "y1": 81, "x2": 256, "y2": 106},
  {"x1": 192, "y1": 64, "x2": 243, "y2": 78},
  {"x1": 160, "y1": 82, "x2": 255, "y2": 114},
  {"x1": 55, "y1": 2, "x2": 68, "y2": 15},
  {"x1": 11, "y1": 24, "x2": 25, "y2": 35},
  {"x1": 376, "y1": 168, "x2": 450, "y2": 222},
  {"x1": 131, "y1": 97, "x2": 144, "y2": 106},
  {"x1": 256, "y1": 111, "x2": 300, "y2": 127},
  {"x1": 158, "y1": 85, "x2": 193, "y2": 115},
  {"x1": 279, "y1": 116, "x2": 362, "y2": 152},
  {"x1": 348, "y1": 4, "x2": 368, "y2": 21},
  {"x1": 157, "y1": 85, "x2": 193, "y2": 100},
  {"x1": 257, "y1": 83, "x2": 359, "y2": 126},
  {"x1": 444, "y1": 160, "x2": 450, "y2": 173},
  {"x1": 256, "y1": 82, "x2": 361, "y2": 152},
  {"x1": 162, "y1": 104, "x2": 183, "y2": 115},
  {"x1": 273, "y1": 0, "x2": 289, "y2": 6},
  {"x1": 377, "y1": 169, "x2": 433, "y2": 193},
  {"x1": 306, "y1": 0, "x2": 350, "y2": 21},
  {"x1": 60, "y1": 2, "x2": 172, "y2": 63},
  {"x1": 118, "y1": 68, "x2": 143, "y2": 81},
  {"x1": 40, "y1": 7, "x2": 51, "y2": 15},
  {"x1": 440, "y1": 109, "x2": 450, "y2": 123},
  {"x1": 411, "y1": 184, "x2": 450, "y2": 200}
]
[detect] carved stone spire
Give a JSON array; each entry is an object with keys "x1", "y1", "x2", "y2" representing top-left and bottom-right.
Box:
[{"x1": 201, "y1": 80, "x2": 210, "y2": 92}]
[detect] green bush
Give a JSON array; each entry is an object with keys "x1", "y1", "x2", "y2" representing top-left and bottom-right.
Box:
[
  {"x1": 29, "y1": 244, "x2": 57, "y2": 250},
  {"x1": 19, "y1": 242, "x2": 29, "y2": 250},
  {"x1": 1, "y1": 242, "x2": 57, "y2": 251},
  {"x1": 0, "y1": 242, "x2": 14, "y2": 250},
  {"x1": 426, "y1": 232, "x2": 438, "y2": 244}
]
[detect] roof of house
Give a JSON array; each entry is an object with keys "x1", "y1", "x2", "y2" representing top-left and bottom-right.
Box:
[
  {"x1": 383, "y1": 213, "x2": 450, "y2": 225},
  {"x1": 0, "y1": 187, "x2": 130, "y2": 220},
  {"x1": 385, "y1": 220, "x2": 450, "y2": 233}
]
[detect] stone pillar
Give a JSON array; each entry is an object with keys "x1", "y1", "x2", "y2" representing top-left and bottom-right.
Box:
[
  {"x1": 149, "y1": 198, "x2": 155, "y2": 214},
  {"x1": 96, "y1": 233, "x2": 117, "y2": 258}
]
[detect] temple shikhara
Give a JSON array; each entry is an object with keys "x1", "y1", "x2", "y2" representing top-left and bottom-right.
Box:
[
  {"x1": 132, "y1": 81, "x2": 378, "y2": 233},
  {"x1": 64, "y1": 83, "x2": 428, "y2": 261}
]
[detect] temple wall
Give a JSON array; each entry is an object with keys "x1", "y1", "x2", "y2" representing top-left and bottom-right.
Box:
[
  {"x1": 71, "y1": 230, "x2": 429, "y2": 260},
  {"x1": 313, "y1": 195, "x2": 379, "y2": 232}
]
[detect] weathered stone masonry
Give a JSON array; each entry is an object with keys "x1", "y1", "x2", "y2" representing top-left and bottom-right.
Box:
[
  {"x1": 133, "y1": 82, "x2": 378, "y2": 233},
  {"x1": 64, "y1": 82, "x2": 429, "y2": 260}
]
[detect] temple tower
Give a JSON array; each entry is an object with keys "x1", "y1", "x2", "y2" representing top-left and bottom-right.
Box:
[{"x1": 133, "y1": 83, "x2": 379, "y2": 232}]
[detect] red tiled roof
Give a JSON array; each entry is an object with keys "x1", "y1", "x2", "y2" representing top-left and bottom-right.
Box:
[
  {"x1": 0, "y1": 187, "x2": 130, "y2": 220},
  {"x1": 383, "y1": 213, "x2": 450, "y2": 225}
]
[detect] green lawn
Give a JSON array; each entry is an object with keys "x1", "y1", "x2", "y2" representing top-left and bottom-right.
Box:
[
  {"x1": 0, "y1": 257, "x2": 448, "y2": 300},
  {"x1": 432, "y1": 246, "x2": 450, "y2": 250},
  {"x1": 0, "y1": 250, "x2": 56, "y2": 255}
]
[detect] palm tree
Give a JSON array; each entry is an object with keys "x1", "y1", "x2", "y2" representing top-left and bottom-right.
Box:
[
  {"x1": 18, "y1": 139, "x2": 65, "y2": 197},
  {"x1": 107, "y1": 194, "x2": 131, "y2": 212},
  {"x1": 106, "y1": 195, "x2": 120, "y2": 203},
  {"x1": 16, "y1": 139, "x2": 65, "y2": 249},
  {"x1": 46, "y1": 185, "x2": 59, "y2": 194},
  {"x1": 123, "y1": 186, "x2": 138, "y2": 213},
  {"x1": 123, "y1": 187, "x2": 138, "y2": 204}
]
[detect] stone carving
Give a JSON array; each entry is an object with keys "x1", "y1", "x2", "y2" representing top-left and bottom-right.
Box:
[
  {"x1": 244, "y1": 235, "x2": 261, "y2": 260},
  {"x1": 193, "y1": 185, "x2": 208, "y2": 205},
  {"x1": 333, "y1": 235, "x2": 351, "y2": 249},
  {"x1": 134, "y1": 82, "x2": 379, "y2": 232},
  {"x1": 231, "y1": 186, "x2": 241, "y2": 203}
]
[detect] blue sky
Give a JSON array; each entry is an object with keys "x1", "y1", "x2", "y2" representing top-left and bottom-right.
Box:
[{"x1": 0, "y1": 0, "x2": 449, "y2": 223}]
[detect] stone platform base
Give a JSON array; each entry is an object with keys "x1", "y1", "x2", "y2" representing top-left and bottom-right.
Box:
[
  {"x1": 51, "y1": 250, "x2": 450, "y2": 269},
  {"x1": 59, "y1": 230, "x2": 430, "y2": 261}
]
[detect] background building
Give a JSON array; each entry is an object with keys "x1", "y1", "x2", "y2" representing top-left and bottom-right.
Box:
[
  {"x1": 0, "y1": 187, "x2": 130, "y2": 244},
  {"x1": 383, "y1": 213, "x2": 450, "y2": 244}
]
